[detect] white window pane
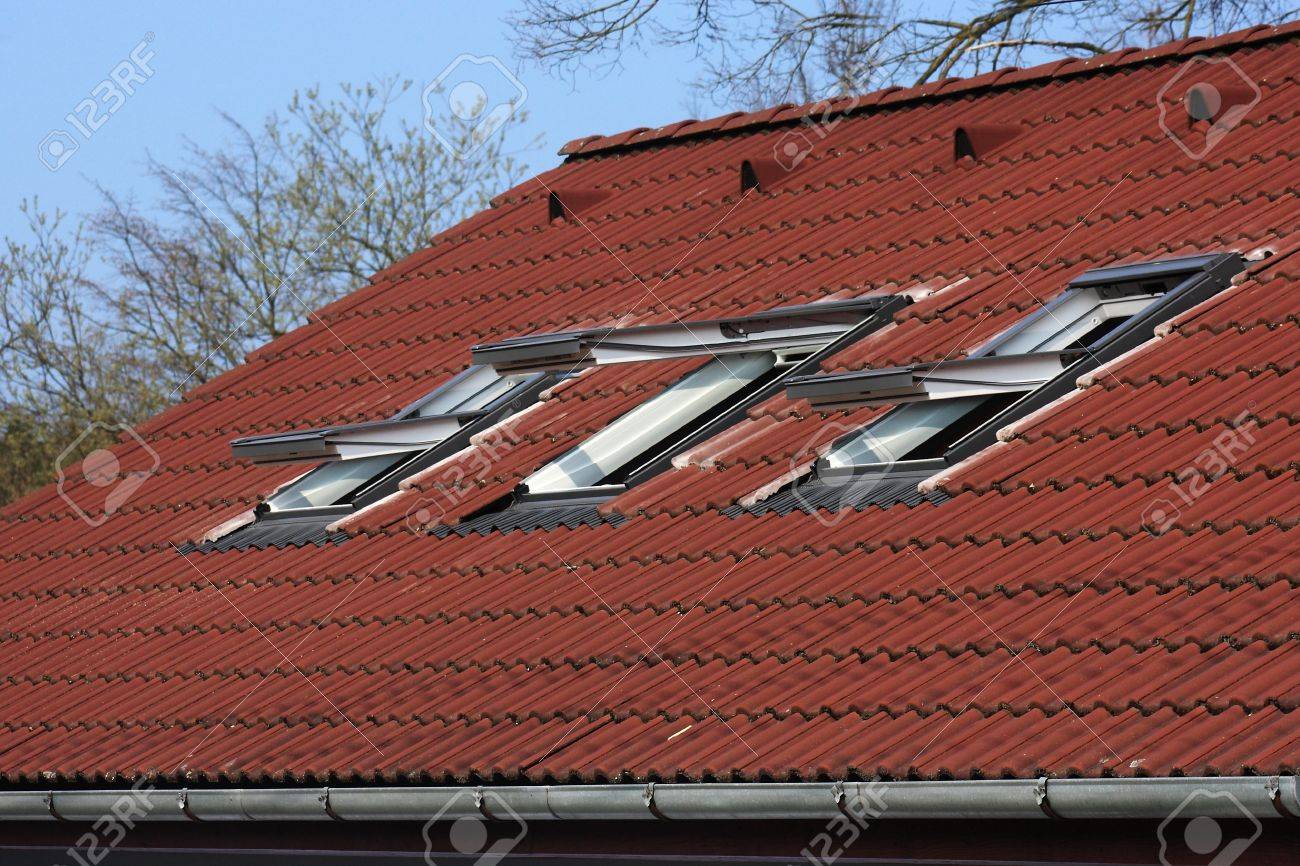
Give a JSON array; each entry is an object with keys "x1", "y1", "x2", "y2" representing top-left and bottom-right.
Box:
[
  {"x1": 826, "y1": 396, "x2": 986, "y2": 468},
  {"x1": 267, "y1": 451, "x2": 410, "y2": 510},
  {"x1": 526, "y1": 352, "x2": 777, "y2": 493},
  {"x1": 414, "y1": 366, "x2": 518, "y2": 417}
]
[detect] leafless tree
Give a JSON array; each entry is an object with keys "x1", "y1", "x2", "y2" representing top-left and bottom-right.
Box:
[
  {"x1": 511, "y1": 0, "x2": 1298, "y2": 107},
  {"x1": 0, "y1": 79, "x2": 528, "y2": 505}
]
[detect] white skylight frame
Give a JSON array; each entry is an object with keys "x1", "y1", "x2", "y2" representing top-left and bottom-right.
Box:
[
  {"x1": 231, "y1": 366, "x2": 534, "y2": 466},
  {"x1": 977, "y1": 287, "x2": 1162, "y2": 357},
  {"x1": 471, "y1": 298, "x2": 891, "y2": 375}
]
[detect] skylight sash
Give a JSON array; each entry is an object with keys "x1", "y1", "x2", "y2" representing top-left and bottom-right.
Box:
[{"x1": 524, "y1": 352, "x2": 777, "y2": 493}]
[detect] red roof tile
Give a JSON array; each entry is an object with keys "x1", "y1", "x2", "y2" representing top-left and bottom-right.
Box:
[{"x1": 1, "y1": 23, "x2": 1298, "y2": 786}]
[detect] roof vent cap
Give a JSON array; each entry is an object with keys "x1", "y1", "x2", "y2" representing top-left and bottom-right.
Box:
[
  {"x1": 740, "y1": 157, "x2": 788, "y2": 194},
  {"x1": 547, "y1": 188, "x2": 613, "y2": 223},
  {"x1": 953, "y1": 123, "x2": 1021, "y2": 163}
]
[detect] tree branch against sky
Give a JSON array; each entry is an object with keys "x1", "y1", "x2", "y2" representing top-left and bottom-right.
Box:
[
  {"x1": 511, "y1": 0, "x2": 1298, "y2": 107},
  {"x1": 0, "y1": 79, "x2": 528, "y2": 506}
]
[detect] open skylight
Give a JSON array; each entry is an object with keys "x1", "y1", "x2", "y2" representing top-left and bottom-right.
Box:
[
  {"x1": 228, "y1": 366, "x2": 550, "y2": 532},
  {"x1": 776, "y1": 252, "x2": 1245, "y2": 502},
  {"x1": 471, "y1": 298, "x2": 896, "y2": 374}
]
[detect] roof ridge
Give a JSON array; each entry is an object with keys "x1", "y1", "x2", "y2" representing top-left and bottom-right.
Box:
[{"x1": 559, "y1": 20, "x2": 1300, "y2": 157}]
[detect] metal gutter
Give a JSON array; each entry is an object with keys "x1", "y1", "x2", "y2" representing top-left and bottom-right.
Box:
[{"x1": 1, "y1": 778, "x2": 1295, "y2": 822}]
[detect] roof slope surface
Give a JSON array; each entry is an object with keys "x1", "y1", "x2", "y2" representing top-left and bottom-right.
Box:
[{"x1": 0, "y1": 23, "x2": 1297, "y2": 785}]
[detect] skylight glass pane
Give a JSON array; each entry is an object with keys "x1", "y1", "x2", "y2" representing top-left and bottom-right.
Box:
[
  {"x1": 990, "y1": 289, "x2": 1159, "y2": 356},
  {"x1": 414, "y1": 366, "x2": 518, "y2": 417},
  {"x1": 267, "y1": 451, "x2": 411, "y2": 510},
  {"x1": 825, "y1": 396, "x2": 987, "y2": 468},
  {"x1": 525, "y1": 352, "x2": 777, "y2": 493}
]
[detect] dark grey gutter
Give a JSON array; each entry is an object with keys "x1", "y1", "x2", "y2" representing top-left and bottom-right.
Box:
[{"x1": 1, "y1": 778, "x2": 1295, "y2": 822}]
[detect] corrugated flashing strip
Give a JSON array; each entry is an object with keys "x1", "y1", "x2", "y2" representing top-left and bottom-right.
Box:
[
  {"x1": 432, "y1": 503, "x2": 626, "y2": 537},
  {"x1": 2, "y1": 778, "x2": 1295, "y2": 822},
  {"x1": 177, "y1": 515, "x2": 349, "y2": 554},
  {"x1": 470, "y1": 297, "x2": 898, "y2": 375}
]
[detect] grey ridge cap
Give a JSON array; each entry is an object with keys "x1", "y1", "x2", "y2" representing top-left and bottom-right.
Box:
[{"x1": 1, "y1": 777, "x2": 1296, "y2": 822}]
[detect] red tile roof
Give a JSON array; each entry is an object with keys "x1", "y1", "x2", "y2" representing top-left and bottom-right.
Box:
[{"x1": 1, "y1": 22, "x2": 1298, "y2": 785}]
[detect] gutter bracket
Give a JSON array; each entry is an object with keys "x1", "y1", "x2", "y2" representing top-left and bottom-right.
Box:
[
  {"x1": 178, "y1": 788, "x2": 199, "y2": 822},
  {"x1": 322, "y1": 787, "x2": 342, "y2": 821},
  {"x1": 1266, "y1": 776, "x2": 1299, "y2": 819},
  {"x1": 473, "y1": 787, "x2": 489, "y2": 819},
  {"x1": 644, "y1": 783, "x2": 668, "y2": 820},
  {"x1": 1035, "y1": 777, "x2": 1062, "y2": 820}
]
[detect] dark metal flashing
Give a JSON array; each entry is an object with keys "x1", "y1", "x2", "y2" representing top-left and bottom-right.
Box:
[
  {"x1": 945, "y1": 251, "x2": 1245, "y2": 462},
  {"x1": 180, "y1": 515, "x2": 349, "y2": 554},
  {"x1": 434, "y1": 504, "x2": 625, "y2": 537}
]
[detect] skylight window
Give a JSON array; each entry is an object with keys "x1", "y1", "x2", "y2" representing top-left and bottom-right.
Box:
[
  {"x1": 265, "y1": 451, "x2": 414, "y2": 511},
  {"x1": 226, "y1": 366, "x2": 552, "y2": 536},
  {"x1": 823, "y1": 394, "x2": 1013, "y2": 470},
  {"x1": 523, "y1": 352, "x2": 779, "y2": 495},
  {"x1": 411, "y1": 365, "x2": 523, "y2": 418},
  {"x1": 775, "y1": 253, "x2": 1246, "y2": 508},
  {"x1": 442, "y1": 297, "x2": 912, "y2": 531},
  {"x1": 979, "y1": 285, "x2": 1161, "y2": 357}
]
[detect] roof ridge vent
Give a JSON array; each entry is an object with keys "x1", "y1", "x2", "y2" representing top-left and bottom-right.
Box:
[
  {"x1": 953, "y1": 123, "x2": 1022, "y2": 163},
  {"x1": 547, "y1": 188, "x2": 613, "y2": 222},
  {"x1": 740, "y1": 157, "x2": 787, "y2": 194}
]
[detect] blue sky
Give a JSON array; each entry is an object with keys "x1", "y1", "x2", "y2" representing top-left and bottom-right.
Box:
[{"x1": 0, "y1": 0, "x2": 703, "y2": 239}]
